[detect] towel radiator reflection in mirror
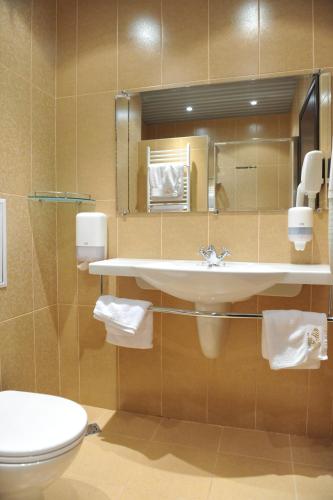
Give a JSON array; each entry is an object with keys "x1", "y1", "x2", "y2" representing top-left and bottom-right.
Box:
[
  {"x1": 0, "y1": 199, "x2": 7, "y2": 288},
  {"x1": 147, "y1": 143, "x2": 191, "y2": 212}
]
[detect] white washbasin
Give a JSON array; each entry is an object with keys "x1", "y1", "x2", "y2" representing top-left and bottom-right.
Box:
[{"x1": 89, "y1": 258, "x2": 332, "y2": 304}]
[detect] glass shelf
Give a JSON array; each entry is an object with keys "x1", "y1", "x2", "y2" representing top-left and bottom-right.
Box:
[{"x1": 28, "y1": 191, "x2": 96, "y2": 204}]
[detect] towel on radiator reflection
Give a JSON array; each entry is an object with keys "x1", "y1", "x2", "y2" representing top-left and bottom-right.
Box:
[
  {"x1": 262, "y1": 310, "x2": 327, "y2": 370},
  {"x1": 149, "y1": 164, "x2": 184, "y2": 200},
  {"x1": 93, "y1": 295, "x2": 153, "y2": 349}
]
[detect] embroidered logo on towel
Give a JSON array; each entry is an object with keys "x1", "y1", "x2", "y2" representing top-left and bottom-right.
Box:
[{"x1": 307, "y1": 327, "x2": 321, "y2": 350}]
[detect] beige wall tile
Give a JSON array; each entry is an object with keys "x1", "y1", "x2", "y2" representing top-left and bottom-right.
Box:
[
  {"x1": 0, "y1": 195, "x2": 33, "y2": 323},
  {"x1": 32, "y1": 0, "x2": 56, "y2": 96},
  {"x1": 0, "y1": 314, "x2": 35, "y2": 392},
  {"x1": 34, "y1": 305, "x2": 59, "y2": 395},
  {"x1": 32, "y1": 87, "x2": 55, "y2": 192},
  {"x1": 0, "y1": 68, "x2": 31, "y2": 196},
  {"x1": 56, "y1": 0, "x2": 76, "y2": 98},
  {"x1": 59, "y1": 304, "x2": 80, "y2": 401},
  {"x1": 256, "y1": 358, "x2": 308, "y2": 434},
  {"x1": 208, "y1": 319, "x2": 257, "y2": 428},
  {"x1": 259, "y1": 212, "x2": 313, "y2": 264},
  {"x1": 260, "y1": 0, "x2": 313, "y2": 74},
  {"x1": 118, "y1": 0, "x2": 161, "y2": 90},
  {"x1": 210, "y1": 0, "x2": 259, "y2": 79},
  {"x1": 79, "y1": 306, "x2": 117, "y2": 409},
  {"x1": 314, "y1": 0, "x2": 333, "y2": 69},
  {"x1": 161, "y1": 294, "x2": 209, "y2": 422},
  {"x1": 307, "y1": 286, "x2": 333, "y2": 438},
  {"x1": 118, "y1": 215, "x2": 162, "y2": 259},
  {"x1": 313, "y1": 210, "x2": 328, "y2": 264},
  {"x1": 162, "y1": 0, "x2": 208, "y2": 85},
  {"x1": 209, "y1": 212, "x2": 259, "y2": 262},
  {"x1": 118, "y1": 278, "x2": 162, "y2": 415},
  {"x1": 57, "y1": 204, "x2": 78, "y2": 305},
  {"x1": 162, "y1": 213, "x2": 208, "y2": 259},
  {"x1": 31, "y1": 203, "x2": 57, "y2": 309},
  {"x1": 77, "y1": 93, "x2": 115, "y2": 200},
  {"x1": 257, "y1": 165, "x2": 279, "y2": 210},
  {"x1": 119, "y1": 314, "x2": 162, "y2": 415},
  {"x1": 0, "y1": 0, "x2": 32, "y2": 80},
  {"x1": 77, "y1": 0, "x2": 117, "y2": 94},
  {"x1": 56, "y1": 97, "x2": 77, "y2": 192}
]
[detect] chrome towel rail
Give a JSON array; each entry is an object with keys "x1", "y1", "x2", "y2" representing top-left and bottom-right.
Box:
[{"x1": 149, "y1": 305, "x2": 333, "y2": 321}]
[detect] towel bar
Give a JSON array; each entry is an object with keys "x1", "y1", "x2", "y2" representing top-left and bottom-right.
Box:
[{"x1": 148, "y1": 306, "x2": 333, "y2": 321}]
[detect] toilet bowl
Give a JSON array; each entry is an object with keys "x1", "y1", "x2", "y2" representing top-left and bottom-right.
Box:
[{"x1": 0, "y1": 391, "x2": 88, "y2": 499}]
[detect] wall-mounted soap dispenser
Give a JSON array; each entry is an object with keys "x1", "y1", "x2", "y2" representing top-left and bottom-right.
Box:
[
  {"x1": 288, "y1": 150, "x2": 323, "y2": 251},
  {"x1": 76, "y1": 212, "x2": 107, "y2": 271}
]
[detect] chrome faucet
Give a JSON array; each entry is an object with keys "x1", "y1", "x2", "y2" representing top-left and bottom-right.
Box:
[{"x1": 199, "y1": 245, "x2": 231, "y2": 267}]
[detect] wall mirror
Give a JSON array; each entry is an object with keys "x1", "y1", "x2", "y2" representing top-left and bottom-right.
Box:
[{"x1": 116, "y1": 72, "x2": 331, "y2": 214}]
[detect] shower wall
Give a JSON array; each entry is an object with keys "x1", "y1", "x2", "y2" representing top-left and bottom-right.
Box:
[{"x1": 0, "y1": 0, "x2": 58, "y2": 393}]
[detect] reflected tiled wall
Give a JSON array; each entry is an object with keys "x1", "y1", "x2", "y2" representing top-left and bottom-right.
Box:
[
  {"x1": 54, "y1": 0, "x2": 333, "y2": 435},
  {"x1": 0, "y1": 0, "x2": 58, "y2": 394}
]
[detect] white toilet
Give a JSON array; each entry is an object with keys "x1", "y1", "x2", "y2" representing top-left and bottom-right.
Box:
[{"x1": 0, "y1": 391, "x2": 88, "y2": 499}]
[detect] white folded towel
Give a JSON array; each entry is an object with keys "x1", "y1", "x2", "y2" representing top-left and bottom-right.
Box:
[
  {"x1": 106, "y1": 312, "x2": 153, "y2": 349},
  {"x1": 149, "y1": 164, "x2": 184, "y2": 200},
  {"x1": 94, "y1": 295, "x2": 152, "y2": 335},
  {"x1": 262, "y1": 310, "x2": 327, "y2": 370}
]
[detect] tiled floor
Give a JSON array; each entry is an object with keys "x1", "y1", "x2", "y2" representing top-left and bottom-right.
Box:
[{"x1": 43, "y1": 406, "x2": 333, "y2": 500}]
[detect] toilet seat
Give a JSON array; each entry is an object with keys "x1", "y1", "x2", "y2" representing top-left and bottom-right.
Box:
[{"x1": 0, "y1": 391, "x2": 88, "y2": 464}]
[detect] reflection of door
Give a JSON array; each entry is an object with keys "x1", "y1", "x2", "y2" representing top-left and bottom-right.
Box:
[{"x1": 298, "y1": 75, "x2": 320, "y2": 198}]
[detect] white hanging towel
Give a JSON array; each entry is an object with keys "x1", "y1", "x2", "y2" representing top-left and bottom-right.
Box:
[
  {"x1": 105, "y1": 312, "x2": 153, "y2": 349},
  {"x1": 149, "y1": 164, "x2": 184, "y2": 200},
  {"x1": 93, "y1": 295, "x2": 153, "y2": 349},
  {"x1": 262, "y1": 310, "x2": 327, "y2": 370}
]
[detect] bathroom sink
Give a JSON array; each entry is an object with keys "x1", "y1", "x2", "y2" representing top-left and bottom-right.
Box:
[
  {"x1": 89, "y1": 258, "x2": 333, "y2": 304},
  {"x1": 90, "y1": 258, "x2": 332, "y2": 359}
]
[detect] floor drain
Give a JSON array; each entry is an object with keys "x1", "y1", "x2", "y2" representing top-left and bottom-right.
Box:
[{"x1": 85, "y1": 423, "x2": 101, "y2": 436}]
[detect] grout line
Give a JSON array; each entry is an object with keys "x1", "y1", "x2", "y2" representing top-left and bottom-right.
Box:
[
  {"x1": 54, "y1": 0, "x2": 61, "y2": 397},
  {"x1": 289, "y1": 434, "x2": 299, "y2": 500},
  {"x1": 75, "y1": 0, "x2": 81, "y2": 404},
  {"x1": 30, "y1": 0, "x2": 38, "y2": 393}
]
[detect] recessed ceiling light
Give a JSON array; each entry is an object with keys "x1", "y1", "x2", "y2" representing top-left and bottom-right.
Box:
[
  {"x1": 186, "y1": 106, "x2": 193, "y2": 112},
  {"x1": 250, "y1": 100, "x2": 258, "y2": 106}
]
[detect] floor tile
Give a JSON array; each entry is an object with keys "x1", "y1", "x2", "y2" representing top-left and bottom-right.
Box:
[
  {"x1": 152, "y1": 418, "x2": 222, "y2": 451},
  {"x1": 209, "y1": 454, "x2": 295, "y2": 500},
  {"x1": 66, "y1": 434, "x2": 149, "y2": 488},
  {"x1": 291, "y1": 435, "x2": 333, "y2": 470},
  {"x1": 44, "y1": 474, "x2": 123, "y2": 499},
  {"x1": 100, "y1": 411, "x2": 161, "y2": 440},
  {"x1": 219, "y1": 427, "x2": 291, "y2": 463},
  {"x1": 122, "y1": 441, "x2": 216, "y2": 500},
  {"x1": 293, "y1": 464, "x2": 333, "y2": 500}
]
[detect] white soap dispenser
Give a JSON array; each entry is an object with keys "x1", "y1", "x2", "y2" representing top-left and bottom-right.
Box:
[
  {"x1": 76, "y1": 212, "x2": 107, "y2": 270},
  {"x1": 288, "y1": 206, "x2": 313, "y2": 251}
]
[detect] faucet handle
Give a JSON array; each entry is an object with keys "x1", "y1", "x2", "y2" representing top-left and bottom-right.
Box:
[{"x1": 221, "y1": 247, "x2": 231, "y2": 257}]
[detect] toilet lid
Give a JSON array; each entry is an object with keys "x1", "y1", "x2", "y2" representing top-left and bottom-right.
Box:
[{"x1": 0, "y1": 391, "x2": 88, "y2": 459}]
